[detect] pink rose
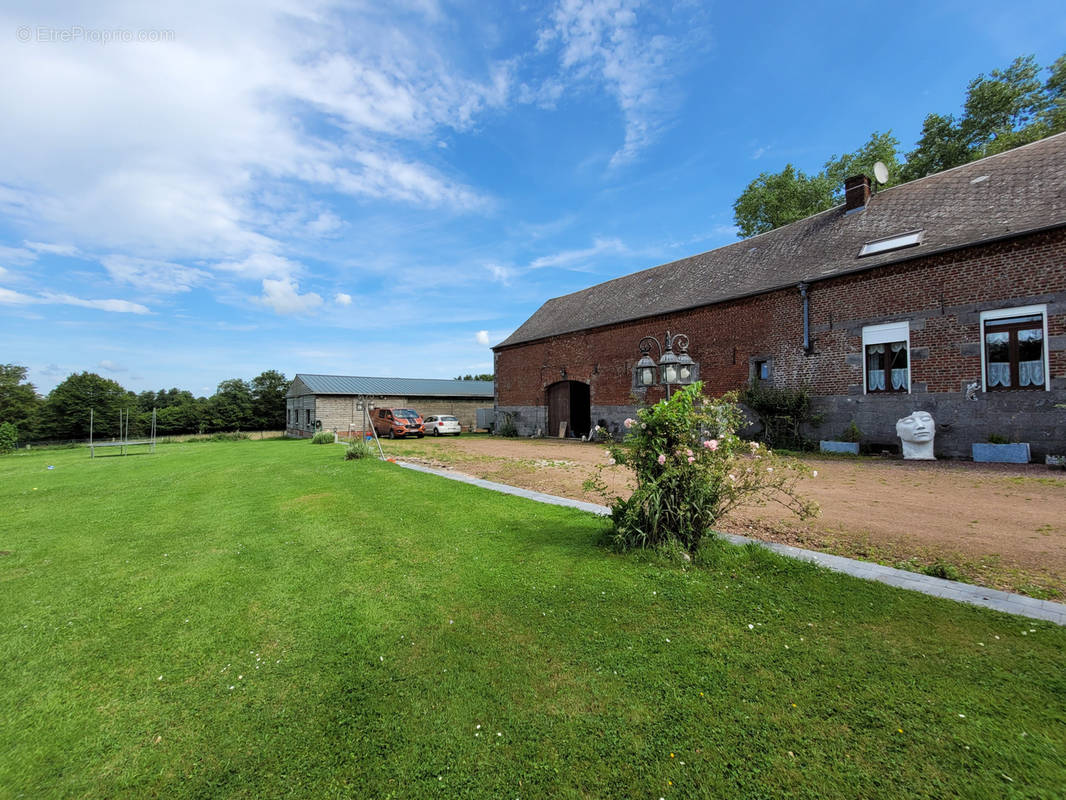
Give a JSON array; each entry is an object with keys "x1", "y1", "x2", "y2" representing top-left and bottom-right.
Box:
[
  {"x1": 657, "y1": 454, "x2": 666, "y2": 465},
  {"x1": 687, "y1": 456, "x2": 695, "y2": 464},
  {"x1": 708, "y1": 439, "x2": 719, "y2": 451},
  {"x1": 685, "y1": 449, "x2": 693, "y2": 457},
  {"x1": 623, "y1": 418, "x2": 634, "y2": 428}
]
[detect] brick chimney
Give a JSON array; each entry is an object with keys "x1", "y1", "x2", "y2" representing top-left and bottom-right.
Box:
[{"x1": 844, "y1": 174, "x2": 871, "y2": 212}]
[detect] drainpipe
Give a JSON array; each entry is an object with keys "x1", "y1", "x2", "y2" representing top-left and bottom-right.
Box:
[{"x1": 798, "y1": 282, "x2": 811, "y2": 353}]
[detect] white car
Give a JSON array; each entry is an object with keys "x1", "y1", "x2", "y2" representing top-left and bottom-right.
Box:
[{"x1": 424, "y1": 415, "x2": 461, "y2": 436}]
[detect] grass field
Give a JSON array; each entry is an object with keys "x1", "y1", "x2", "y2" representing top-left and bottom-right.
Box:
[{"x1": 2, "y1": 439, "x2": 1064, "y2": 798}]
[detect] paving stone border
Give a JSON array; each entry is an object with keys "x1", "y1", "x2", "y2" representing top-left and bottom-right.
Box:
[{"x1": 397, "y1": 460, "x2": 1066, "y2": 626}]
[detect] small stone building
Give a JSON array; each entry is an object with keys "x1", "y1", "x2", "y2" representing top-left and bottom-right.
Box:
[
  {"x1": 286, "y1": 374, "x2": 494, "y2": 438},
  {"x1": 494, "y1": 133, "x2": 1066, "y2": 458}
]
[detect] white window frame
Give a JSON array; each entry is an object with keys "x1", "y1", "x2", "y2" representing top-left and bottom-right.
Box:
[
  {"x1": 862, "y1": 321, "x2": 911, "y2": 394},
  {"x1": 979, "y1": 304, "x2": 1050, "y2": 392}
]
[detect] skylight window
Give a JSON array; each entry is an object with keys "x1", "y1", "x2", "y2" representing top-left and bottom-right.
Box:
[{"x1": 858, "y1": 230, "x2": 924, "y2": 257}]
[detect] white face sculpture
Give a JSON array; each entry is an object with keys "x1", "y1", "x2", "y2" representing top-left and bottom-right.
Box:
[{"x1": 896, "y1": 411, "x2": 935, "y2": 443}]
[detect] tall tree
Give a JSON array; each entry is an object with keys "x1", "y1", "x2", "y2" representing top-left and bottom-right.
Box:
[
  {"x1": 823, "y1": 131, "x2": 903, "y2": 200},
  {"x1": 41, "y1": 372, "x2": 130, "y2": 440},
  {"x1": 1041, "y1": 54, "x2": 1066, "y2": 134},
  {"x1": 251, "y1": 370, "x2": 288, "y2": 430},
  {"x1": 732, "y1": 165, "x2": 834, "y2": 238},
  {"x1": 0, "y1": 364, "x2": 42, "y2": 442},
  {"x1": 903, "y1": 53, "x2": 1066, "y2": 180},
  {"x1": 205, "y1": 378, "x2": 254, "y2": 432},
  {"x1": 960, "y1": 55, "x2": 1047, "y2": 157},
  {"x1": 900, "y1": 113, "x2": 970, "y2": 182}
]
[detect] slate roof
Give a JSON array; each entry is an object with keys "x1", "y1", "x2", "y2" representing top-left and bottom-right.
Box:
[
  {"x1": 288, "y1": 374, "x2": 494, "y2": 399},
  {"x1": 497, "y1": 132, "x2": 1066, "y2": 349}
]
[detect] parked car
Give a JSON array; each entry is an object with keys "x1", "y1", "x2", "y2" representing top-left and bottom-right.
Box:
[
  {"x1": 372, "y1": 408, "x2": 425, "y2": 439},
  {"x1": 424, "y1": 415, "x2": 461, "y2": 436}
]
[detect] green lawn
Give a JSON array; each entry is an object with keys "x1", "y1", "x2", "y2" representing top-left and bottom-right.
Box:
[{"x1": 2, "y1": 440, "x2": 1064, "y2": 798}]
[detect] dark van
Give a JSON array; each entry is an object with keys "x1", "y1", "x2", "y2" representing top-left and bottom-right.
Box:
[{"x1": 372, "y1": 408, "x2": 425, "y2": 439}]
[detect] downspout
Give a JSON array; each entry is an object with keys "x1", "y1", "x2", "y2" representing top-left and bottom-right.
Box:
[{"x1": 798, "y1": 282, "x2": 811, "y2": 353}]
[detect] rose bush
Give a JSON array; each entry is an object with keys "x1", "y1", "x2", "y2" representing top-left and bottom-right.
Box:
[{"x1": 587, "y1": 382, "x2": 817, "y2": 551}]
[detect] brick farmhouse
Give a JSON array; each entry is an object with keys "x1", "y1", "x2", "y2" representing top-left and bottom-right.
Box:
[
  {"x1": 286, "y1": 374, "x2": 493, "y2": 438},
  {"x1": 493, "y1": 133, "x2": 1066, "y2": 459}
]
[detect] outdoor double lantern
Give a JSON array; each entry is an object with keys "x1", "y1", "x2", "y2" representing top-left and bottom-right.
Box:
[{"x1": 634, "y1": 331, "x2": 697, "y2": 397}]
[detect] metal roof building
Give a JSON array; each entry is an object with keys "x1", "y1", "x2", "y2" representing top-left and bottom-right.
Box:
[{"x1": 286, "y1": 374, "x2": 494, "y2": 437}]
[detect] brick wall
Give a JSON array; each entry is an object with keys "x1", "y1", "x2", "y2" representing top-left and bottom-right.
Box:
[{"x1": 495, "y1": 228, "x2": 1066, "y2": 457}]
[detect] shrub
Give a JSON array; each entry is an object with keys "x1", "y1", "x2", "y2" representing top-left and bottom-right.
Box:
[
  {"x1": 0, "y1": 421, "x2": 16, "y2": 454},
  {"x1": 345, "y1": 439, "x2": 373, "y2": 460},
  {"x1": 586, "y1": 383, "x2": 817, "y2": 552},
  {"x1": 987, "y1": 433, "x2": 1011, "y2": 444},
  {"x1": 839, "y1": 420, "x2": 863, "y2": 443},
  {"x1": 497, "y1": 412, "x2": 518, "y2": 438},
  {"x1": 311, "y1": 431, "x2": 335, "y2": 444},
  {"x1": 739, "y1": 382, "x2": 822, "y2": 450}
]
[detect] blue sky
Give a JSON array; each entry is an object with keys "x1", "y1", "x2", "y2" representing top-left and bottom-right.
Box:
[{"x1": 2, "y1": 1, "x2": 1064, "y2": 396}]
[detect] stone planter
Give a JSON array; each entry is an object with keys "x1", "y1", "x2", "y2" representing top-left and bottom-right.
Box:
[
  {"x1": 820, "y1": 440, "x2": 860, "y2": 455},
  {"x1": 971, "y1": 442, "x2": 1030, "y2": 463}
]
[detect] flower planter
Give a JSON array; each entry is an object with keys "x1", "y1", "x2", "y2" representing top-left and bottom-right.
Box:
[
  {"x1": 971, "y1": 442, "x2": 1030, "y2": 464},
  {"x1": 820, "y1": 440, "x2": 859, "y2": 455}
]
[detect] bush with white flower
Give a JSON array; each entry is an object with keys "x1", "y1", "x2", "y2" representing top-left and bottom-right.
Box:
[{"x1": 586, "y1": 382, "x2": 817, "y2": 551}]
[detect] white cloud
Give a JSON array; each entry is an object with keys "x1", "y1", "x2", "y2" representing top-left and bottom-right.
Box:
[
  {"x1": 476, "y1": 330, "x2": 490, "y2": 346},
  {"x1": 215, "y1": 252, "x2": 303, "y2": 281},
  {"x1": 486, "y1": 263, "x2": 517, "y2": 284},
  {"x1": 539, "y1": 0, "x2": 681, "y2": 166},
  {"x1": 39, "y1": 292, "x2": 151, "y2": 314},
  {"x1": 258, "y1": 278, "x2": 323, "y2": 315},
  {"x1": 0, "y1": 1, "x2": 503, "y2": 283},
  {"x1": 98, "y1": 360, "x2": 127, "y2": 372},
  {"x1": 1, "y1": 286, "x2": 150, "y2": 313},
  {"x1": 101, "y1": 254, "x2": 211, "y2": 294},
  {"x1": 24, "y1": 241, "x2": 79, "y2": 256},
  {"x1": 529, "y1": 237, "x2": 627, "y2": 270},
  {"x1": 307, "y1": 212, "x2": 344, "y2": 237},
  {"x1": 335, "y1": 292, "x2": 353, "y2": 306},
  {"x1": 0, "y1": 244, "x2": 37, "y2": 266},
  {"x1": 0, "y1": 287, "x2": 35, "y2": 304}
]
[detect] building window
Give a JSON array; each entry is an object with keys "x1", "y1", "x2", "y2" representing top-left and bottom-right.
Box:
[
  {"x1": 862, "y1": 321, "x2": 910, "y2": 394},
  {"x1": 305, "y1": 409, "x2": 311, "y2": 426},
  {"x1": 753, "y1": 360, "x2": 770, "y2": 381},
  {"x1": 981, "y1": 306, "x2": 1048, "y2": 391},
  {"x1": 865, "y1": 342, "x2": 908, "y2": 392}
]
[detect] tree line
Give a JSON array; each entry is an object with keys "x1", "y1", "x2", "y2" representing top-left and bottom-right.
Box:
[
  {"x1": 0, "y1": 365, "x2": 289, "y2": 447},
  {"x1": 733, "y1": 53, "x2": 1066, "y2": 238}
]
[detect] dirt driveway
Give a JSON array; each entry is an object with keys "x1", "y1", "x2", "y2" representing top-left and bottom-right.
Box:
[{"x1": 379, "y1": 434, "x2": 1066, "y2": 599}]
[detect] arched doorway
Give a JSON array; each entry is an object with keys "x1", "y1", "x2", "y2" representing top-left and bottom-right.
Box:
[{"x1": 546, "y1": 381, "x2": 591, "y2": 438}]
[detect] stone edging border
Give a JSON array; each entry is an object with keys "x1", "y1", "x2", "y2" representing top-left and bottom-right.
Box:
[{"x1": 395, "y1": 460, "x2": 1066, "y2": 626}]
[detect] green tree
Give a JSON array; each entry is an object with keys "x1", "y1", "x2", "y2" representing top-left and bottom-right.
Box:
[
  {"x1": 732, "y1": 164, "x2": 834, "y2": 238},
  {"x1": 41, "y1": 372, "x2": 130, "y2": 440},
  {"x1": 823, "y1": 131, "x2": 903, "y2": 200},
  {"x1": 960, "y1": 55, "x2": 1047, "y2": 157},
  {"x1": 250, "y1": 370, "x2": 288, "y2": 430},
  {"x1": 454, "y1": 374, "x2": 495, "y2": 381},
  {"x1": 1041, "y1": 54, "x2": 1066, "y2": 134},
  {"x1": 902, "y1": 53, "x2": 1066, "y2": 181},
  {"x1": 205, "y1": 378, "x2": 254, "y2": 432},
  {"x1": 0, "y1": 364, "x2": 42, "y2": 441},
  {"x1": 900, "y1": 112, "x2": 970, "y2": 182},
  {"x1": 0, "y1": 421, "x2": 17, "y2": 453}
]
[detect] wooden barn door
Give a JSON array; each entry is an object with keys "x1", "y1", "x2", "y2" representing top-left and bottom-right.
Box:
[{"x1": 547, "y1": 381, "x2": 570, "y2": 438}]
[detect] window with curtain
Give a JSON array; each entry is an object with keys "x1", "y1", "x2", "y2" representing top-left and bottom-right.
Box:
[
  {"x1": 984, "y1": 313, "x2": 1045, "y2": 390},
  {"x1": 865, "y1": 341, "x2": 908, "y2": 392}
]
